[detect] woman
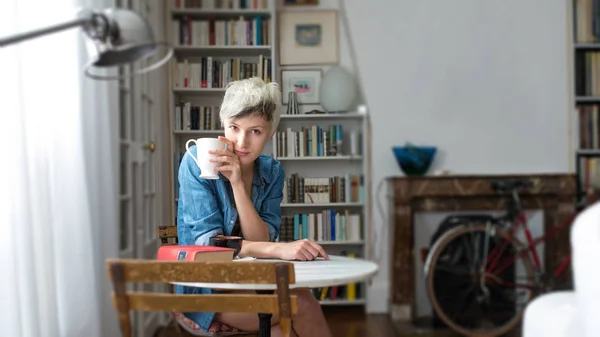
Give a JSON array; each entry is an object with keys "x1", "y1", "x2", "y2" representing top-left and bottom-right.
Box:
[{"x1": 176, "y1": 77, "x2": 332, "y2": 337}]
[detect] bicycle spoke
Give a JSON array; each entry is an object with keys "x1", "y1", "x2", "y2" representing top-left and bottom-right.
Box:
[
  {"x1": 426, "y1": 224, "x2": 536, "y2": 336},
  {"x1": 463, "y1": 230, "x2": 477, "y2": 268},
  {"x1": 486, "y1": 276, "x2": 535, "y2": 290},
  {"x1": 480, "y1": 223, "x2": 491, "y2": 273},
  {"x1": 434, "y1": 282, "x2": 474, "y2": 300},
  {"x1": 449, "y1": 285, "x2": 479, "y2": 324},
  {"x1": 431, "y1": 262, "x2": 472, "y2": 275},
  {"x1": 485, "y1": 237, "x2": 511, "y2": 275}
]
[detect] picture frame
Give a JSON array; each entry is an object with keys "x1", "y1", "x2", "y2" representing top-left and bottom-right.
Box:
[
  {"x1": 278, "y1": 10, "x2": 338, "y2": 65},
  {"x1": 281, "y1": 69, "x2": 322, "y2": 104},
  {"x1": 283, "y1": 0, "x2": 319, "y2": 6}
]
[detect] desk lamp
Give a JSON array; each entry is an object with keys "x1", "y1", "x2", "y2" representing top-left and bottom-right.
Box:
[{"x1": 0, "y1": 8, "x2": 173, "y2": 80}]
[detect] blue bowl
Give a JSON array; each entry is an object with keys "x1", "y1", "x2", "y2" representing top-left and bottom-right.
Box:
[{"x1": 392, "y1": 146, "x2": 437, "y2": 176}]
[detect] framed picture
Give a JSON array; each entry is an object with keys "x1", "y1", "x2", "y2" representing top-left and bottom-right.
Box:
[
  {"x1": 281, "y1": 69, "x2": 322, "y2": 104},
  {"x1": 278, "y1": 11, "x2": 338, "y2": 65},
  {"x1": 283, "y1": 0, "x2": 319, "y2": 5}
]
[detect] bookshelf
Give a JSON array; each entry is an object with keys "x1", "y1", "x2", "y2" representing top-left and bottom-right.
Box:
[
  {"x1": 165, "y1": 0, "x2": 370, "y2": 308},
  {"x1": 572, "y1": 0, "x2": 600, "y2": 200},
  {"x1": 166, "y1": 0, "x2": 277, "y2": 220},
  {"x1": 273, "y1": 109, "x2": 370, "y2": 307}
]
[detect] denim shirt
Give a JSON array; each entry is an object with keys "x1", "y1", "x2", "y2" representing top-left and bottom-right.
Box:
[{"x1": 175, "y1": 145, "x2": 285, "y2": 333}]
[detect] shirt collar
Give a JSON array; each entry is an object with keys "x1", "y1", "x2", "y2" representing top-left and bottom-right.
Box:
[{"x1": 252, "y1": 155, "x2": 269, "y2": 187}]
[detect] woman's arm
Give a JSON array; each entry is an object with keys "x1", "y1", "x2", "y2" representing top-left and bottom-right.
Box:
[
  {"x1": 239, "y1": 239, "x2": 329, "y2": 260},
  {"x1": 231, "y1": 181, "x2": 270, "y2": 242},
  {"x1": 235, "y1": 164, "x2": 329, "y2": 260},
  {"x1": 230, "y1": 159, "x2": 286, "y2": 242},
  {"x1": 238, "y1": 240, "x2": 278, "y2": 258},
  {"x1": 177, "y1": 148, "x2": 224, "y2": 246},
  {"x1": 210, "y1": 137, "x2": 274, "y2": 242}
]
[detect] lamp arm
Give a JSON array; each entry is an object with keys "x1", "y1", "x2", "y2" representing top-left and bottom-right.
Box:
[{"x1": 0, "y1": 11, "x2": 107, "y2": 48}]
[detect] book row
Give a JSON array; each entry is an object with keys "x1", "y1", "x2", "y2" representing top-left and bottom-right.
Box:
[
  {"x1": 278, "y1": 211, "x2": 362, "y2": 243},
  {"x1": 273, "y1": 125, "x2": 362, "y2": 158},
  {"x1": 283, "y1": 173, "x2": 364, "y2": 204},
  {"x1": 171, "y1": 16, "x2": 270, "y2": 47},
  {"x1": 171, "y1": 56, "x2": 272, "y2": 89},
  {"x1": 173, "y1": 0, "x2": 269, "y2": 10},
  {"x1": 174, "y1": 103, "x2": 222, "y2": 131}
]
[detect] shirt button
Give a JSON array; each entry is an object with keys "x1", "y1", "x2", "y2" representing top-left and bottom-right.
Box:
[{"x1": 230, "y1": 220, "x2": 234, "y2": 224}]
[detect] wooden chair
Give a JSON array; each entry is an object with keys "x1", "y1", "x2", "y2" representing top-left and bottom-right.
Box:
[
  {"x1": 107, "y1": 259, "x2": 297, "y2": 337},
  {"x1": 158, "y1": 225, "x2": 178, "y2": 245}
]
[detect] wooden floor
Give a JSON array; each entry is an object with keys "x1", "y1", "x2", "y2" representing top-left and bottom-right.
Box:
[
  {"x1": 154, "y1": 307, "x2": 397, "y2": 337},
  {"x1": 154, "y1": 308, "x2": 526, "y2": 337},
  {"x1": 322, "y1": 306, "x2": 397, "y2": 337},
  {"x1": 154, "y1": 307, "x2": 523, "y2": 337}
]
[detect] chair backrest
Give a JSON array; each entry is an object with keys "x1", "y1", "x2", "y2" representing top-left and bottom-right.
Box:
[
  {"x1": 158, "y1": 225, "x2": 178, "y2": 245},
  {"x1": 106, "y1": 259, "x2": 297, "y2": 337}
]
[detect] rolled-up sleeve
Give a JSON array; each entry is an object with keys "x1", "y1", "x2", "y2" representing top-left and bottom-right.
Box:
[
  {"x1": 177, "y1": 147, "x2": 223, "y2": 246},
  {"x1": 259, "y1": 165, "x2": 285, "y2": 242}
]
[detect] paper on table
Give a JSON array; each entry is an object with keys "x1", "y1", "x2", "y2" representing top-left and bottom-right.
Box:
[{"x1": 234, "y1": 256, "x2": 256, "y2": 261}]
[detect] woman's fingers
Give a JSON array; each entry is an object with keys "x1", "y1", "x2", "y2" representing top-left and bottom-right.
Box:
[
  {"x1": 209, "y1": 149, "x2": 235, "y2": 156},
  {"x1": 303, "y1": 244, "x2": 320, "y2": 260},
  {"x1": 218, "y1": 136, "x2": 235, "y2": 152},
  {"x1": 210, "y1": 155, "x2": 235, "y2": 163},
  {"x1": 309, "y1": 241, "x2": 329, "y2": 259},
  {"x1": 298, "y1": 250, "x2": 312, "y2": 261},
  {"x1": 214, "y1": 165, "x2": 233, "y2": 172}
]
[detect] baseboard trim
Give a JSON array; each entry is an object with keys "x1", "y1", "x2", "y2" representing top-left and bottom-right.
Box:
[{"x1": 366, "y1": 281, "x2": 389, "y2": 314}]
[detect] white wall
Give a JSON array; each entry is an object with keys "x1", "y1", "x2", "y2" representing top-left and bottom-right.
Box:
[{"x1": 341, "y1": 0, "x2": 574, "y2": 314}]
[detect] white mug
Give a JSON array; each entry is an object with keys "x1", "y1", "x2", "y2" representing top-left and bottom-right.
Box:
[{"x1": 185, "y1": 138, "x2": 225, "y2": 179}]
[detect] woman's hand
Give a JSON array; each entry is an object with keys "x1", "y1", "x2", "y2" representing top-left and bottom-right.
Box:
[
  {"x1": 209, "y1": 136, "x2": 242, "y2": 184},
  {"x1": 276, "y1": 239, "x2": 329, "y2": 261}
]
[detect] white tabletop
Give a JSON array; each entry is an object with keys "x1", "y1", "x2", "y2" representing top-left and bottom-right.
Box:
[{"x1": 172, "y1": 255, "x2": 379, "y2": 290}]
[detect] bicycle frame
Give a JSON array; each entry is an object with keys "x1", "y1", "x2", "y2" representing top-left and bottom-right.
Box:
[{"x1": 484, "y1": 209, "x2": 578, "y2": 289}]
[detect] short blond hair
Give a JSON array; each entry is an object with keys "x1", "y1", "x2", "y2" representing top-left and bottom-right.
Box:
[{"x1": 219, "y1": 77, "x2": 282, "y2": 134}]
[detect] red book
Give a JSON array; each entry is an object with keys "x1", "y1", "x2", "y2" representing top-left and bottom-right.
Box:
[{"x1": 157, "y1": 245, "x2": 234, "y2": 262}]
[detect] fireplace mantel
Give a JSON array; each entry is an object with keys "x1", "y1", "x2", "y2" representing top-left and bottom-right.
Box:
[{"x1": 387, "y1": 173, "x2": 577, "y2": 321}]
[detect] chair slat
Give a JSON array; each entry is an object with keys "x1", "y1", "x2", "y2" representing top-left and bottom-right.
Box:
[
  {"x1": 117, "y1": 293, "x2": 298, "y2": 314},
  {"x1": 158, "y1": 225, "x2": 178, "y2": 239},
  {"x1": 106, "y1": 259, "x2": 296, "y2": 284}
]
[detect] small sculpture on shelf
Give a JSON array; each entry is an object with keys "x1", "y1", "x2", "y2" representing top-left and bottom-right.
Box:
[{"x1": 319, "y1": 66, "x2": 357, "y2": 113}]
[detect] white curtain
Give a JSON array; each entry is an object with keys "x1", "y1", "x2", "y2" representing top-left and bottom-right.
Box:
[{"x1": 0, "y1": 1, "x2": 119, "y2": 337}]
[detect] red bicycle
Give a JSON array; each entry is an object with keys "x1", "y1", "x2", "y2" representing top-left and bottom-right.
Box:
[{"x1": 423, "y1": 179, "x2": 583, "y2": 337}]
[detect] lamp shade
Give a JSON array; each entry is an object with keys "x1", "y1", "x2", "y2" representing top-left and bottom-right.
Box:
[
  {"x1": 86, "y1": 8, "x2": 156, "y2": 67},
  {"x1": 319, "y1": 66, "x2": 357, "y2": 113},
  {"x1": 83, "y1": 8, "x2": 173, "y2": 80}
]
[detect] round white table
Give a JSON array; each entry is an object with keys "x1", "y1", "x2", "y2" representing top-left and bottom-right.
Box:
[
  {"x1": 173, "y1": 255, "x2": 378, "y2": 337},
  {"x1": 173, "y1": 255, "x2": 379, "y2": 290}
]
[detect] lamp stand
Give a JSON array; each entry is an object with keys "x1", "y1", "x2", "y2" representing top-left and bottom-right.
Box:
[
  {"x1": 0, "y1": 12, "x2": 106, "y2": 48},
  {"x1": 0, "y1": 8, "x2": 172, "y2": 80}
]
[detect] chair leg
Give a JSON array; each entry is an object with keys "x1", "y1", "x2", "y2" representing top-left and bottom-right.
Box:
[
  {"x1": 256, "y1": 290, "x2": 274, "y2": 337},
  {"x1": 274, "y1": 264, "x2": 293, "y2": 337},
  {"x1": 257, "y1": 313, "x2": 273, "y2": 337}
]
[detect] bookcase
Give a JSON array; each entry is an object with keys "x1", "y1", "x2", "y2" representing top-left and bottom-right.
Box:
[
  {"x1": 572, "y1": 0, "x2": 600, "y2": 200},
  {"x1": 274, "y1": 112, "x2": 369, "y2": 306},
  {"x1": 166, "y1": 0, "x2": 277, "y2": 218},
  {"x1": 165, "y1": 0, "x2": 370, "y2": 308}
]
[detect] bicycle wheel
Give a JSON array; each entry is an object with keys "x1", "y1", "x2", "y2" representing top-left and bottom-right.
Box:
[{"x1": 424, "y1": 224, "x2": 536, "y2": 337}]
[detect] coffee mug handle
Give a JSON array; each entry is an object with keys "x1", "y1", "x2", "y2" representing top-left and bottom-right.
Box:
[{"x1": 185, "y1": 139, "x2": 199, "y2": 165}]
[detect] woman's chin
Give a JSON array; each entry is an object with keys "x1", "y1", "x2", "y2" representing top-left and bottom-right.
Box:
[{"x1": 239, "y1": 154, "x2": 257, "y2": 166}]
